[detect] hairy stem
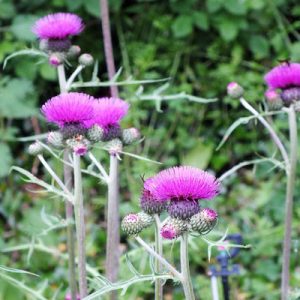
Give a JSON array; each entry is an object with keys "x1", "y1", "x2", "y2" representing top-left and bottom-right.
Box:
[
  {"x1": 180, "y1": 233, "x2": 195, "y2": 300},
  {"x1": 105, "y1": 155, "x2": 120, "y2": 288},
  {"x1": 154, "y1": 215, "x2": 163, "y2": 300},
  {"x1": 135, "y1": 236, "x2": 183, "y2": 282},
  {"x1": 73, "y1": 154, "x2": 88, "y2": 298},
  {"x1": 100, "y1": 0, "x2": 119, "y2": 98},
  {"x1": 57, "y1": 65, "x2": 78, "y2": 300},
  {"x1": 281, "y1": 105, "x2": 297, "y2": 300}
]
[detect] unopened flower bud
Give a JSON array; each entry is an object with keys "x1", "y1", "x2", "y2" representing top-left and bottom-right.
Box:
[
  {"x1": 189, "y1": 208, "x2": 218, "y2": 235},
  {"x1": 137, "y1": 211, "x2": 154, "y2": 228},
  {"x1": 122, "y1": 128, "x2": 141, "y2": 145},
  {"x1": 160, "y1": 217, "x2": 188, "y2": 240},
  {"x1": 49, "y1": 52, "x2": 65, "y2": 66},
  {"x1": 47, "y1": 131, "x2": 64, "y2": 148},
  {"x1": 79, "y1": 53, "x2": 94, "y2": 67},
  {"x1": 227, "y1": 82, "x2": 244, "y2": 99},
  {"x1": 167, "y1": 200, "x2": 200, "y2": 220},
  {"x1": 121, "y1": 213, "x2": 144, "y2": 236},
  {"x1": 106, "y1": 138, "x2": 123, "y2": 155},
  {"x1": 28, "y1": 142, "x2": 43, "y2": 156},
  {"x1": 73, "y1": 143, "x2": 88, "y2": 156},
  {"x1": 67, "y1": 45, "x2": 81, "y2": 59},
  {"x1": 140, "y1": 189, "x2": 167, "y2": 215},
  {"x1": 265, "y1": 90, "x2": 283, "y2": 110},
  {"x1": 87, "y1": 125, "x2": 104, "y2": 142}
]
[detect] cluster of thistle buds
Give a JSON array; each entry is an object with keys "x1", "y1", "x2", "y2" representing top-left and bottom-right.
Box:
[
  {"x1": 122, "y1": 188, "x2": 218, "y2": 240},
  {"x1": 28, "y1": 125, "x2": 141, "y2": 157}
]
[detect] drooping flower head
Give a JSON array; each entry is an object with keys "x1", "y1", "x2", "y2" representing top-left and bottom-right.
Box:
[
  {"x1": 41, "y1": 92, "x2": 94, "y2": 129},
  {"x1": 87, "y1": 97, "x2": 129, "y2": 140},
  {"x1": 144, "y1": 166, "x2": 219, "y2": 202},
  {"x1": 33, "y1": 13, "x2": 84, "y2": 40}
]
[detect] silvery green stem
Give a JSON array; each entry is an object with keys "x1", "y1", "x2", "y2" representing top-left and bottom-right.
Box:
[
  {"x1": 135, "y1": 236, "x2": 183, "y2": 282},
  {"x1": 73, "y1": 154, "x2": 88, "y2": 298},
  {"x1": 154, "y1": 215, "x2": 163, "y2": 300},
  {"x1": 180, "y1": 233, "x2": 195, "y2": 300},
  {"x1": 240, "y1": 97, "x2": 290, "y2": 169},
  {"x1": 281, "y1": 105, "x2": 297, "y2": 300},
  {"x1": 57, "y1": 65, "x2": 78, "y2": 300},
  {"x1": 105, "y1": 155, "x2": 120, "y2": 286}
]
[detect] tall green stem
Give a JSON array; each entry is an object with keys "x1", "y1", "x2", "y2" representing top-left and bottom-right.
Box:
[
  {"x1": 180, "y1": 233, "x2": 195, "y2": 300},
  {"x1": 73, "y1": 154, "x2": 88, "y2": 298},
  {"x1": 281, "y1": 105, "x2": 297, "y2": 300},
  {"x1": 57, "y1": 64, "x2": 78, "y2": 300},
  {"x1": 154, "y1": 215, "x2": 163, "y2": 300},
  {"x1": 105, "y1": 155, "x2": 120, "y2": 288}
]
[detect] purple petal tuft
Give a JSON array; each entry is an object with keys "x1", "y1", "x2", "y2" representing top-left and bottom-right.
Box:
[
  {"x1": 144, "y1": 166, "x2": 219, "y2": 202},
  {"x1": 33, "y1": 13, "x2": 84, "y2": 39}
]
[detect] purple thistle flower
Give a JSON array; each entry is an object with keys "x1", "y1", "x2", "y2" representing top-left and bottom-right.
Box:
[
  {"x1": 33, "y1": 13, "x2": 84, "y2": 40},
  {"x1": 41, "y1": 93, "x2": 94, "y2": 128},
  {"x1": 86, "y1": 97, "x2": 129, "y2": 130},
  {"x1": 264, "y1": 63, "x2": 300, "y2": 90},
  {"x1": 144, "y1": 166, "x2": 219, "y2": 203}
]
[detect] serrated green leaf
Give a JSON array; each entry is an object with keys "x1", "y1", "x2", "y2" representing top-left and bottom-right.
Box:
[
  {"x1": 10, "y1": 15, "x2": 38, "y2": 42},
  {"x1": 84, "y1": 0, "x2": 100, "y2": 17},
  {"x1": 172, "y1": 15, "x2": 193, "y2": 38},
  {"x1": 217, "y1": 19, "x2": 239, "y2": 41},
  {"x1": 0, "y1": 78, "x2": 37, "y2": 118},
  {"x1": 192, "y1": 12, "x2": 209, "y2": 31},
  {"x1": 249, "y1": 35, "x2": 270, "y2": 59}
]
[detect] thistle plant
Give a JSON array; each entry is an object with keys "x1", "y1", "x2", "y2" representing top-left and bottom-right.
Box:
[
  {"x1": 122, "y1": 166, "x2": 220, "y2": 300},
  {"x1": 225, "y1": 62, "x2": 300, "y2": 300}
]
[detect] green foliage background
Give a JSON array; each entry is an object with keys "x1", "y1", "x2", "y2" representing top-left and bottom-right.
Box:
[{"x1": 1, "y1": 0, "x2": 300, "y2": 299}]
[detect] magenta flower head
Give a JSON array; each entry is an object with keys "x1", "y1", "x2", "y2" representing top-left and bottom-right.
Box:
[
  {"x1": 144, "y1": 166, "x2": 219, "y2": 220},
  {"x1": 41, "y1": 92, "x2": 94, "y2": 138},
  {"x1": 33, "y1": 13, "x2": 84, "y2": 40},
  {"x1": 87, "y1": 97, "x2": 129, "y2": 141},
  {"x1": 264, "y1": 63, "x2": 300, "y2": 105}
]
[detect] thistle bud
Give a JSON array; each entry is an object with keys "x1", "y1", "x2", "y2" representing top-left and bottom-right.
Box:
[
  {"x1": 140, "y1": 189, "x2": 167, "y2": 215},
  {"x1": 265, "y1": 90, "x2": 283, "y2": 110},
  {"x1": 160, "y1": 217, "x2": 188, "y2": 240},
  {"x1": 122, "y1": 128, "x2": 141, "y2": 145},
  {"x1": 79, "y1": 53, "x2": 94, "y2": 67},
  {"x1": 28, "y1": 142, "x2": 43, "y2": 156},
  {"x1": 227, "y1": 82, "x2": 244, "y2": 99},
  {"x1": 66, "y1": 136, "x2": 90, "y2": 156},
  {"x1": 137, "y1": 211, "x2": 154, "y2": 228},
  {"x1": 121, "y1": 213, "x2": 144, "y2": 236},
  {"x1": 73, "y1": 143, "x2": 88, "y2": 156},
  {"x1": 67, "y1": 45, "x2": 81, "y2": 59},
  {"x1": 47, "y1": 38, "x2": 72, "y2": 52},
  {"x1": 189, "y1": 208, "x2": 218, "y2": 235},
  {"x1": 47, "y1": 131, "x2": 64, "y2": 148},
  {"x1": 65, "y1": 293, "x2": 80, "y2": 300},
  {"x1": 167, "y1": 200, "x2": 200, "y2": 220},
  {"x1": 106, "y1": 138, "x2": 123, "y2": 155},
  {"x1": 49, "y1": 52, "x2": 65, "y2": 66},
  {"x1": 87, "y1": 125, "x2": 104, "y2": 142}
]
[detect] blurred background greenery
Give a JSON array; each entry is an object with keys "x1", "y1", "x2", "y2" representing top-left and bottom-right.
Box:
[{"x1": 1, "y1": 0, "x2": 300, "y2": 299}]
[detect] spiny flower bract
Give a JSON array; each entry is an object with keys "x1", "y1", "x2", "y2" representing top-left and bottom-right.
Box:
[
  {"x1": 144, "y1": 166, "x2": 219, "y2": 202},
  {"x1": 33, "y1": 13, "x2": 84, "y2": 40},
  {"x1": 41, "y1": 92, "x2": 94, "y2": 127}
]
